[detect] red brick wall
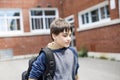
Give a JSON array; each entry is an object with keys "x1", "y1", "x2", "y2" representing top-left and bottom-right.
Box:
[
  {"x1": 0, "y1": 0, "x2": 56, "y2": 55},
  {"x1": 76, "y1": 24, "x2": 120, "y2": 53},
  {"x1": 60, "y1": 0, "x2": 120, "y2": 53},
  {"x1": 0, "y1": 0, "x2": 120, "y2": 55},
  {"x1": 0, "y1": 35, "x2": 52, "y2": 55},
  {"x1": 109, "y1": 0, "x2": 119, "y2": 19},
  {"x1": 61, "y1": 0, "x2": 104, "y2": 17}
]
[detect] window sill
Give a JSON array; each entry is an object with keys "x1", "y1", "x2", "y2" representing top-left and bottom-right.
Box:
[
  {"x1": 0, "y1": 30, "x2": 50, "y2": 38},
  {"x1": 77, "y1": 19, "x2": 120, "y2": 32}
]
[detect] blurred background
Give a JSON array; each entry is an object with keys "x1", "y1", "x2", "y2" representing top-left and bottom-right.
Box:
[{"x1": 0, "y1": 0, "x2": 120, "y2": 80}]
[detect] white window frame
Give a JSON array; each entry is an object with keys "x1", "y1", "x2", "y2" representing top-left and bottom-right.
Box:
[
  {"x1": 29, "y1": 8, "x2": 59, "y2": 35},
  {"x1": 77, "y1": 1, "x2": 111, "y2": 31},
  {"x1": 0, "y1": 9, "x2": 23, "y2": 36},
  {"x1": 65, "y1": 15, "x2": 76, "y2": 47}
]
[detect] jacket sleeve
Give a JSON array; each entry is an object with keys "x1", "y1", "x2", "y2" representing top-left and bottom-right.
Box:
[{"x1": 29, "y1": 52, "x2": 46, "y2": 79}]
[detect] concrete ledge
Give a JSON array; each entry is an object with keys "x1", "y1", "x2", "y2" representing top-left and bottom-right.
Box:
[
  {"x1": 0, "y1": 54, "x2": 38, "y2": 61},
  {"x1": 88, "y1": 52, "x2": 120, "y2": 61}
]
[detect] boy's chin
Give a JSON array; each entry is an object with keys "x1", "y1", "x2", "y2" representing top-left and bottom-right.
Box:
[{"x1": 64, "y1": 45, "x2": 70, "y2": 48}]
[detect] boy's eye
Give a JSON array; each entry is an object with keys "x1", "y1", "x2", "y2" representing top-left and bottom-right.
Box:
[
  {"x1": 63, "y1": 34, "x2": 67, "y2": 37},
  {"x1": 63, "y1": 33, "x2": 71, "y2": 37}
]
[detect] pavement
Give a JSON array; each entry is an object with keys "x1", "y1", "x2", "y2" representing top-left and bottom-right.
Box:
[
  {"x1": 0, "y1": 57, "x2": 120, "y2": 80},
  {"x1": 78, "y1": 58, "x2": 120, "y2": 80}
]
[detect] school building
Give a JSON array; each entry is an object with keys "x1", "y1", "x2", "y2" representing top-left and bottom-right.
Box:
[{"x1": 0, "y1": 0, "x2": 120, "y2": 60}]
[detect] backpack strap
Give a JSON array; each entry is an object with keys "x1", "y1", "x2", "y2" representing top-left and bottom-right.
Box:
[{"x1": 41, "y1": 47, "x2": 56, "y2": 80}]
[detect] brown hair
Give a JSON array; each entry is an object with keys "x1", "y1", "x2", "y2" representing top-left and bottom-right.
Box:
[{"x1": 50, "y1": 18, "x2": 72, "y2": 40}]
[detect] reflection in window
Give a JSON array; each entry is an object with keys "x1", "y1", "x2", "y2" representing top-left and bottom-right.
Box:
[
  {"x1": 80, "y1": 4, "x2": 110, "y2": 25},
  {"x1": 91, "y1": 9, "x2": 99, "y2": 22},
  {"x1": 31, "y1": 11, "x2": 42, "y2": 16},
  {"x1": 45, "y1": 18, "x2": 55, "y2": 29},
  {"x1": 32, "y1": 18, "x2": 43, "y2": 30},
  {"x1": 7, "y1": 11, "x2": 20, "y2": 16},
  {"x1": 30, "y1": 9, "x2": 57, "y2": 31},
  {"x1": 45, "y1": 10, "x2": 55, "y2": 15},
  {"x1": 81, "y1": 15, "x2": 85, "y2": 24},
  {"x1": 0, "y1": 19, "x2": 5, "y2": 31},
  {"x1": 85, "y1": 13, "x2": 89, "y2": 23},
  {"x1": 106, "y1": 5, "x2": 110, "y2": 18},
  {"x1": 100, "y1": 7, "x2": 106, "y2": 19},
  {"x1": 8, "y1": 19, "x2": 20, "y2": 31},
  {"x1": 0, "y1": 10, "x2": 22, "y2": 32}
]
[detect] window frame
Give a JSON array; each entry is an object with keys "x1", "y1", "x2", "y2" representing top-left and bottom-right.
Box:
[
  {"x1": 29, "y1": 8, "x2": 59, "y2": 34},
  {"x1": 0, "y1": 9, "x2": 23, "y2": 35},
  {"x1": 78, "y1": 1, "x2": 110, "y2": 31},
  {"x1": 65, "y1": 15, "x2": 76, "y2": 47}
]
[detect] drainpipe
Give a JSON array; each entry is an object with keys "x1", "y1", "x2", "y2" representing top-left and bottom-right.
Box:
[
  {"x1": 59, "y1": 0, "x2": 64, "y2": 18},
  {"x1": 118, "y1": 0, "x2": 120, "y2": 18}
]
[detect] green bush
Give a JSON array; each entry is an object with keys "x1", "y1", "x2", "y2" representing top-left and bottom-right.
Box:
[
  {"x1": 78, "y1": 47, "x2": 88, "y2": 57},
  {"x1": 99, "y1": 56, "x2": 108, "y2": 60}
]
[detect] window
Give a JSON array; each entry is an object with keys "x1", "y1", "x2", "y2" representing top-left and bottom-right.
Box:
[
  {"x1": 80, "y1": 5, "x2": 109, "y2": 25},
  {"x1": 30, "y1": 8, "x2": 58, "y2": 34},
  {"x1": 65, "y1": 15, "x2": 76, "y2": 47},
  {"x1": 78, "y1": 1, "x2": 110, "y2": 31},
  {"x1": 91, "y1": 9, "x2": 99, "y2": 22},
  {"x1": 0, "y1": 10, "x2": 23, "y2": 33}
]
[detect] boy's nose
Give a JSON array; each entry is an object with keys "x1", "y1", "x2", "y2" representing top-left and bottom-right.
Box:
[{"x1": 67, "y1": 36, "x2": 71, "y2": 41}]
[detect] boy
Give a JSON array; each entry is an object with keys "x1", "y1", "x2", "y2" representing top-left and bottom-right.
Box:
[{"x1": 29, "y1": 18, "x2": 79, "y2": 80}]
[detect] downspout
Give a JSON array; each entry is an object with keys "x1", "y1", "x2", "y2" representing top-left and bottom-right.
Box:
[
  {"x1": 59, "y1": 0, "x2": 64, "y2": 18},
  {"x1": 118, "y1": 0, "x2": 120, "y2": 18}
]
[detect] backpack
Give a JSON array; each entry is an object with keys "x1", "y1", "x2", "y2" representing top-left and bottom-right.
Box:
[{"x1": 22, "y1": 47, "x2": 56, "y2": 80}]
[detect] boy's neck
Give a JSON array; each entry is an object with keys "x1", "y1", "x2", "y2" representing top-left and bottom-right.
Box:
[{"x1": 47, "y1": 42, "x2": 64, "y2": 50}]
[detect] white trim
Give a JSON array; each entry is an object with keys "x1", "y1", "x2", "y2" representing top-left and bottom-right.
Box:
[
  {"x1": 78, "y1": 1, "x2": 110, "y2": 31},
  {"x1": 77, "y1": 18, "x2": 120, "y2": 31},
  {"x1": 0, "y1": 53, "x2": 38, "y2": 61},
  {"x1": 88, "y1": 51, "x2": 120, "y2": 61},
  {"x1": 65, "y1": 15, "x2": 76, "y2": 47},
  {"x1": 0, "y1": 9, "x2": 24, "y2": 34},
  {"x1": 29, "y1": 8, "x2": 59, "y2": 34},
  {"x1": 118, "y1": 0, "x2": 120, "y2": 18},
  {"x1": 65, "y1": 15, "x2": 74, "y2": 23},
  {"x1": 30, "y1": 8, "x2": 58, "y2": 11},
  {"x1": 78, "y1": 1, "x2": 108, "y2": 15},
  {"x1": 110, "y1": 0, "x2": 116, "y2": 9},
  {"x1": 0, "y1": 31, "x2": 50, "y2": 38}
]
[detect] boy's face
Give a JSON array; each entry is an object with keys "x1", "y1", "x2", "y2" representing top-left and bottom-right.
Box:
[{"x1": 54, "y1": 30, "x2": 72, "y2": 48}]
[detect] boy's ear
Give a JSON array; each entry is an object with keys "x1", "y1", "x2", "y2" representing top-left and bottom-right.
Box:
[{"x1": 52, "y1": 34, "x2": 56, "y2": 41}]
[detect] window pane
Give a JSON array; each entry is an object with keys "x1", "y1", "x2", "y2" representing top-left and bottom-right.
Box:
[
  {"x1": 100, "y1": 7, "x2": 105, "y2": 19},
  {"x1": 31, "y1": 18, "x2": 43, "y2": 30},
  {"x1": 7, "y1": 11, "x2": 20, "y2": 16},
  {"x1": 81, "y1": 14, "x2": 85, "y2": 24},
  {"x1": 8, "y1": 19, "x2": 15, "y2": 31},
  {"x1": 31, "y1": 10, "x2": 42, "y2": 16},
  {"x1": 106, "y1": 5, "x2": 110, "y2": 18},
  {"x1": 45, "y1": 18, "x2": 55, "y2": 29},
  {"x1": 85, "y1": 13, "x2": 89, "y2": 23},
  {"x1": 30, "y1": 9, "x2": 57, "y2": 31},
  {"x1": 31, "y1": 19, "x2": 35, "y2": 30},
  {"x1": 16, "y1": 19, "x2": 20, "y2": 30},
  {"x1": 0, "y1": 19, "x2": 5, "y2": 31},
  {"x1": 39, "y1": 18, "x2": 43, "y2": 29},
  {"x1": 0, "y1": 11, "x2": 4, "y2": 16},
  {"x1": 91, "y1": 9, "x2": 99, "y2": 22},
  {"x1": 45, "y1": 10, "x2": 55, "y2": 16},
  {"x1": 7, "y1": 19, "x2": 20, "y2": 31},
  {"x1": 68, "y1": 18, "x2": 73, "y2": 21},
  {"x1": 0, "y1": 10, "x2": 21, "y2": 32},
  {"x1": 34, "y1": 19, "x2": 38, "y2": 29}
]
